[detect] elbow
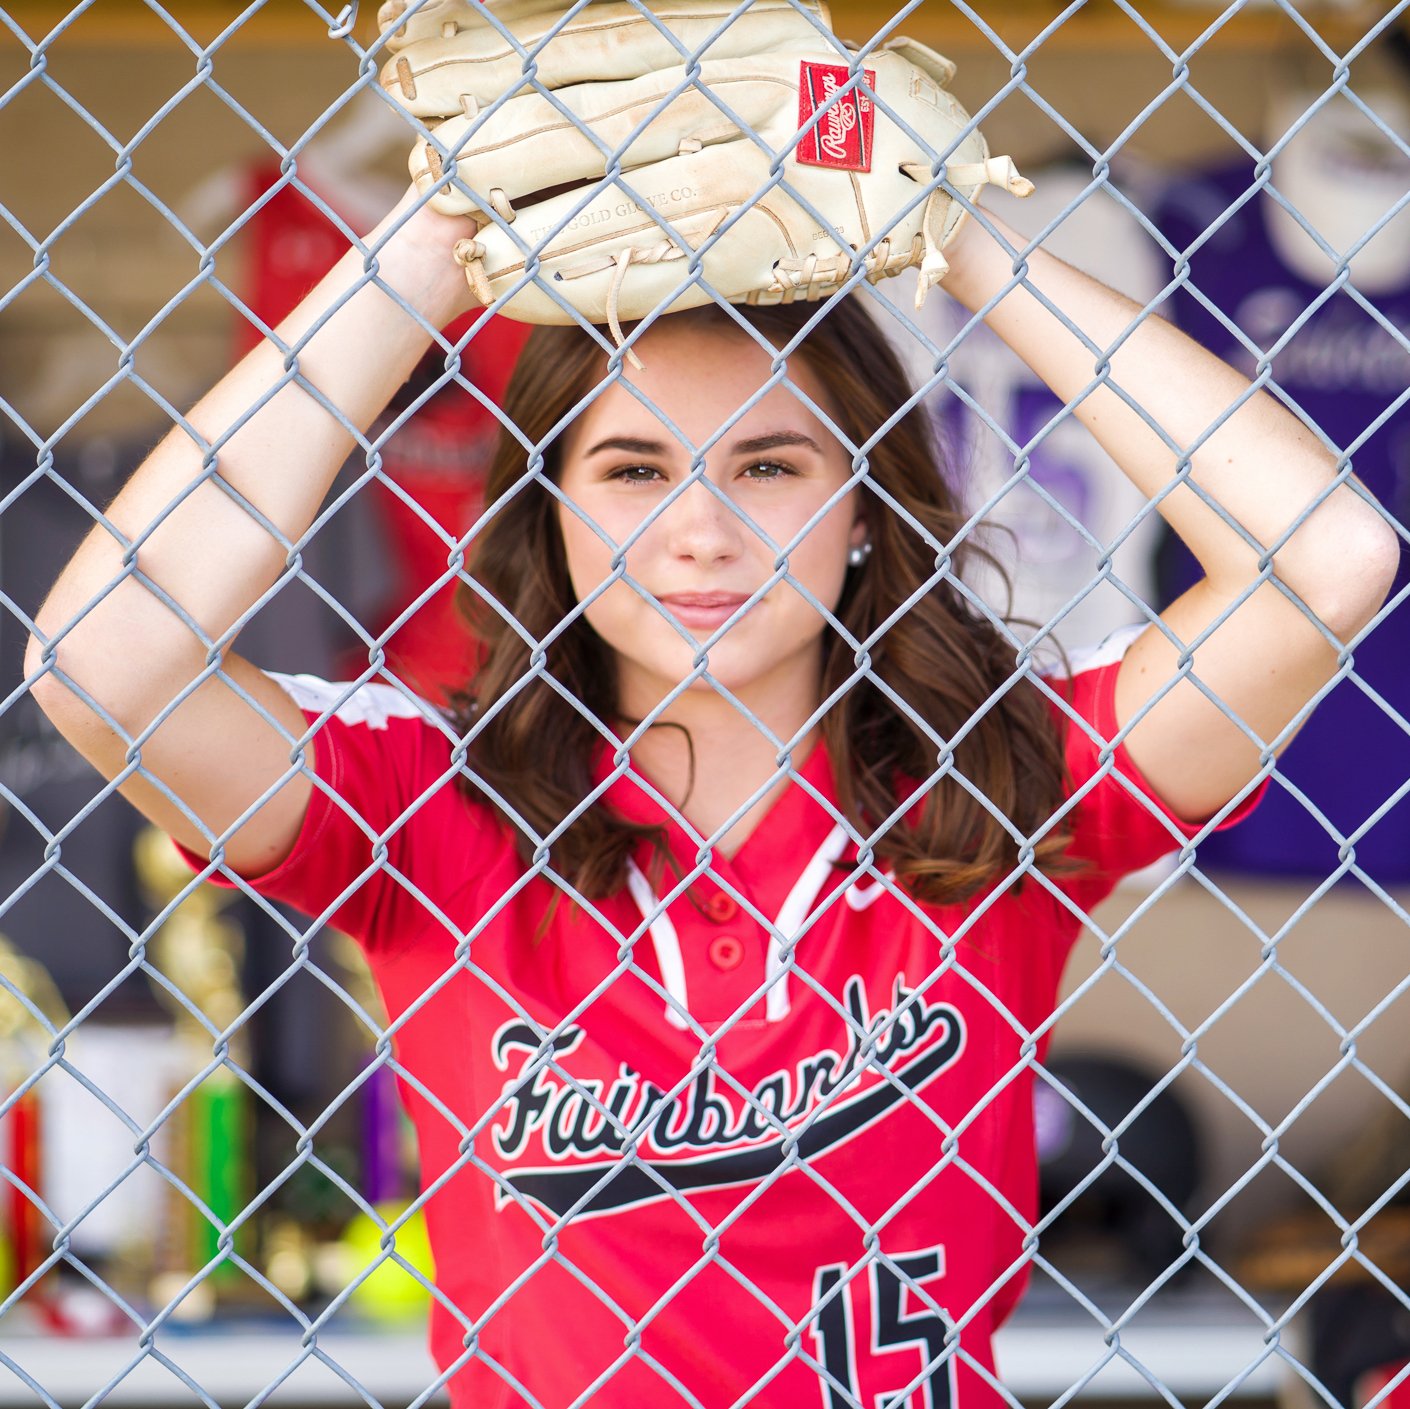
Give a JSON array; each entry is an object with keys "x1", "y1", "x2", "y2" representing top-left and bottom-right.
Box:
[
  {"x1": 24, "y1": 622, "x2": 86, "y2": 739},
  {"x1": 22, "y1": 625, "x2": 46, "y2": 688},
  {"x1": 1296, "y1": 506, "x2": 1401, "y2": 643},
  {"x1": 25, "y1": 611, "x2": 126, "y2": 750},
  {"x1": 25, "y1": 622, "x2": 60, "y2": 714}
]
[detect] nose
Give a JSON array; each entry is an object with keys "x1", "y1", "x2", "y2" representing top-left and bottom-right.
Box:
[{"x1": 656, "y1": 473, "x2": 749, "y2": 565}]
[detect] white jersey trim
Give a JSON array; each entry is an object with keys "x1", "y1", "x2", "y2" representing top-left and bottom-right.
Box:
[
  {"x1": 768, "y1": 823, "x2": 850, "y2": 1021},
  {"x1": 625, "y1": 860, "x2": 692, "y2": 1032},
  {"x1": 1060, "y1": 622, "x2": 1146, "y2": 678},
  {"x1": 625, "y1": 821, "x2": 857, "y2": 1029},
  {"x1": 266, "y1": 672, "x2": 438, "y2": 731}
]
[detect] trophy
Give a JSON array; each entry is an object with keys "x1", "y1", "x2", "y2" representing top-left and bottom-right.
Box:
[
  {"x1": 0, "y1": 935, "x2": 66, "y2": 1298},
  {"x1": 134, "y1": 827, "x2": 250, "y2": 1314}
]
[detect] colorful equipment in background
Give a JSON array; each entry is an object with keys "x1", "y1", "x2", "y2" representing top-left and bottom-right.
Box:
[
  {"x1": 136, "y1": 829, "x2": 252, "y2": 1302},
  {"x1": 0, "y1": 937, "x2": 67, "y2": 1296},
  {"x1": 339, "y1": 1203, "x2": 434, "y2": 1323}
]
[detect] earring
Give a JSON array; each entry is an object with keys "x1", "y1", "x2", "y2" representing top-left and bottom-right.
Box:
[{"x1": 847, "y1": 541, "x2": 873, "y2": 568}]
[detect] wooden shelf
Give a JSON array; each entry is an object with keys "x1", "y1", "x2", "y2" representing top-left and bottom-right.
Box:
[
  {"x1": 2, "y1": 2, "x2": 357, "y2": 46},
  {"x1": 835, "y1": 1, "x2": 1399, "y2": 54},
  {"x1": 2, "y1": 0, "x2": 1397, "y2": 52}
]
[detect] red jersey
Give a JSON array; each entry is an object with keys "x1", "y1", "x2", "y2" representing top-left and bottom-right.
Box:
[{"x1": 186, "y1": 635, "x2": 1257, "y2": 1406}]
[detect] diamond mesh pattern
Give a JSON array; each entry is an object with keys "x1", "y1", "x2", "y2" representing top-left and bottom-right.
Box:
[{"x1": 2, "y1": 1, "x2": 1408, "y2": 1405}]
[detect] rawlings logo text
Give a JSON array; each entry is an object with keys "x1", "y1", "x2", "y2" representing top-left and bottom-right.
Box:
[
  {"x1": 797, "y1": 61, "x2": 875, "y2": 173},
  {"x1": 817, "y1": 72, "x2": 859, "y2": 163}
]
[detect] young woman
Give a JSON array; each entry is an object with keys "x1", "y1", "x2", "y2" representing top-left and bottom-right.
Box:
[{"x1": 27, "y1": 181, "x2": 1395, "y2": 1406}]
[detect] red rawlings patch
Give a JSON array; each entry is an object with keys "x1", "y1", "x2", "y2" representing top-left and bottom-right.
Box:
[{"x1": 796, "y1": 60, "x2": 876, "y2": 172}]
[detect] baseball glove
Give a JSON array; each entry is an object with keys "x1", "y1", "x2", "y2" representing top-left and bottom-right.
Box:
[{"x1": 378, "y1": 0, "x2": 1031, "y2": 346}]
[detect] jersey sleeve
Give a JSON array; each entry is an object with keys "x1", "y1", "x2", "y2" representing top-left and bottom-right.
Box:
[
  {"x1": 1052, "y1": 630, "x2": 1266, "y2": 909},
  {"x1": 175, "y1": 673, "x2": 500, "y2": 953}
]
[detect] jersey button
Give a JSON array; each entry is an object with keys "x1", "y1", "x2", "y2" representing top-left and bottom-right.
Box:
[
  {"x1": 708, "y1": 935, "x2": 745, "y2": 971},
  {"x1": 703, "y1": 893, "x2": 739, "y2": 924}
]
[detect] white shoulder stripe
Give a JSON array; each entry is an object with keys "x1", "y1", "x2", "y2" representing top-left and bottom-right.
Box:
[
  {"x1": 267, "y1": 672, "x2": 438, "y2": 732},
  {"x1": 1060, "y1": 623, "x2": 1147, "y2": 678}
]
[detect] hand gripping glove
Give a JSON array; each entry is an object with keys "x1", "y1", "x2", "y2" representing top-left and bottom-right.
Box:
[{"x1": 378, "y1": 0, "x2": 1032, "y2": 345}]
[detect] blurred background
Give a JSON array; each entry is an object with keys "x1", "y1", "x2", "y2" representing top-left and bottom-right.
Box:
[{"x1": 1, "y1": 0, "x2": 1409, "y2": 1403}]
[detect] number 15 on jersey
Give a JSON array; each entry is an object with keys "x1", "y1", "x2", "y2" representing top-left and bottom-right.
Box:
[{"x1": 808, "y1": 1247, "x2": 957, "y2": 1408}]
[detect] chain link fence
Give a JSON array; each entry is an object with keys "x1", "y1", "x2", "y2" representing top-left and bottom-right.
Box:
[{"x1": 2, "y1": 0, "x2": 1410, "y2": 1405}]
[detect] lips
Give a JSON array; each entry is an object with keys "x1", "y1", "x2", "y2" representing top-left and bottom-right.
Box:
[{"x1": 655, "y1": 592, "x2": 752, "y2": 629}]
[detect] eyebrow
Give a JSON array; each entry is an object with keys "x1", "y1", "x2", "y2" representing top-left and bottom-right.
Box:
[{"x1": 583, "y1": 430, "x2": 826, "y2": 458}]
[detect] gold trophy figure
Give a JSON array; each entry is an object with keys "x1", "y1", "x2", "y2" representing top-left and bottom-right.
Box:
[{"x1": 135, "y1": 827, "x2": 251, "y2": 1316}]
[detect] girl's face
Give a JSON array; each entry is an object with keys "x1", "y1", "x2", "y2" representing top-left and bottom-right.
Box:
[{"x1": 556, "y1": 319, "x2": 868, "y2": 715}]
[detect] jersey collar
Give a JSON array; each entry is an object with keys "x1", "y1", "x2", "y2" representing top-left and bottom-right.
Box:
[{"x1": 590, "y1": 730, "x2": 850, "y2": 921}]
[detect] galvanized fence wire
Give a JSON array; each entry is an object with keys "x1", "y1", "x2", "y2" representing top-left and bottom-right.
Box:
[{"x1": 2, "y1": 0, "x2": 1408, "y2": 1403}]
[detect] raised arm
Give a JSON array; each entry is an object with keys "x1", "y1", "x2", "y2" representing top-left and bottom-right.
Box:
[
  {"x1": 938, "y1": 210, "x2": 1399, "y2": 822},
  {"x1": 25, "y1": 191, "x2": 472, "y2": 875}
]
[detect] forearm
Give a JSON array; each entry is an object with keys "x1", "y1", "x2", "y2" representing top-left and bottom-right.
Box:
[
  {"x1": 29, "y1": 193, "x2": 469, "y2": 726},
  {"x1": 939, "y1": 212, "x2": 1389, "y2": 635}
]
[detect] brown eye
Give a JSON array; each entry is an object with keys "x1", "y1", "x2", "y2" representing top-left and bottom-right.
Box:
[
  {"x1": 610, "y1": 465, "x2": 664, "y2": 484},
  {"x1": 742, "y1": 461, "x2": 796, "y2": 481}
]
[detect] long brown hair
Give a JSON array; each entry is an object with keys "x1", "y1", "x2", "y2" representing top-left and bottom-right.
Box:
[{"x1": 450, "y1": 296, "x2": 1073, "y2": 905}]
